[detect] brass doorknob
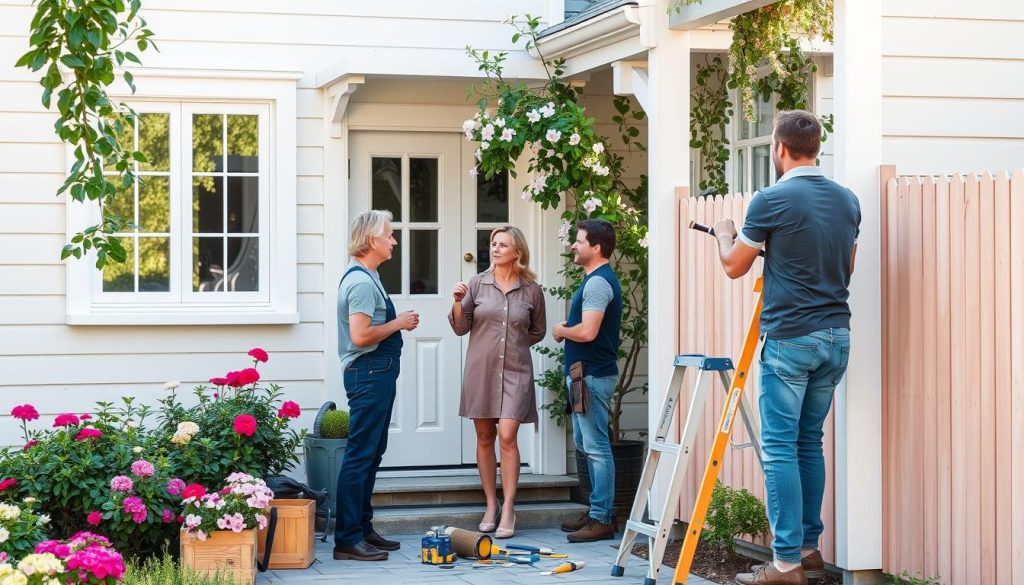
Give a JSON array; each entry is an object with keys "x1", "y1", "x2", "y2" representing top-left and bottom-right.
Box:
[{"x1": 464, "y1": 252, "x2": 475, "y2": 263}]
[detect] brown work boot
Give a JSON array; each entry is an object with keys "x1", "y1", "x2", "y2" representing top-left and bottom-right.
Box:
[
  {"x1": 560, "y1": 509, "x2": 590, "y2": 532},
  {"x1": 566, "y1": 518, "x2": 616, "y2": 543},
  {"x1": 752, "y1": 551, "x2": 825, "y2": 580},
  {"x1": 736, "y1": 562, "x2": 807, "y2": 585}
]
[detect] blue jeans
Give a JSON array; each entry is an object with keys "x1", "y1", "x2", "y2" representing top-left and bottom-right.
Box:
[
  {"x1": 568, "y1": 374, "x2": 617, "y2": 525},
  {"x1": 335, "y1": 355, "x2": 400, "y2": 547},
  {"x1": 759, "y1": 328, "x2": 850, "y2": 562}
]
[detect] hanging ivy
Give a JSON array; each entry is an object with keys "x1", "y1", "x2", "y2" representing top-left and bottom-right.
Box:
[{"x1": 689, "y1": 55, "x2": 731, "y2": 196}]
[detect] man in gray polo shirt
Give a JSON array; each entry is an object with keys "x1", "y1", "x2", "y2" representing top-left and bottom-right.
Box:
[{"x1": 712, "y1": 110, "x2": 861, "y2": 585}]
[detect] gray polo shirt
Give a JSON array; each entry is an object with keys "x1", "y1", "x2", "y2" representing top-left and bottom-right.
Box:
[{"x1": 336, "y1": 259, "x2": 388, "y2": 369}]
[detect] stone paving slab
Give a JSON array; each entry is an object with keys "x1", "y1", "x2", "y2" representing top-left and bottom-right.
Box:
[{"x1": 257, "y1": 528, "x2": 715, "y2": 585}]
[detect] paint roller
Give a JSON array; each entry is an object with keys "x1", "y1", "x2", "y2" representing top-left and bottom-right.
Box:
[{"x1": 443, "y1": 527, "x2": 493, "y2": 559}]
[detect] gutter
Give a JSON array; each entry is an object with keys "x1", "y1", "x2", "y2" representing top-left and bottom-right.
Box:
[{"x1": 532, "y1": 2, "x2": 641, "y2": 62}]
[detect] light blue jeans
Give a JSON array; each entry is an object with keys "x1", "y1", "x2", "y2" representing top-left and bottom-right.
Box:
[
  {"x1": 568, "y1": 374, "x2": 617, "y2": 525},
  {"x1": 759, "y1": 328, "x2": 850, "y2": 563}
]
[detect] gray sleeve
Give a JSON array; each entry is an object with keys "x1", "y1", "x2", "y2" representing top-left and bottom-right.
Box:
[
  {"x1": 582, "y1": 277, "x2": 614, "y2": 313},
  {"x1": 347, "y1": 279, "x2": 379, "y2": 317}
]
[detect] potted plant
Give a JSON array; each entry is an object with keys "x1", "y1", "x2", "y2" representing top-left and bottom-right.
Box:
[
  {"x1": 302, "y1": 402, "x2": 349, "y2": 514},
  {"x1": 179, "y1": 473, "x2": 274, "y2": 585}
]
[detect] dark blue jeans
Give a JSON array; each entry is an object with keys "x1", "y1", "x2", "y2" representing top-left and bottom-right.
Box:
[
  {"x1": 759, "y1": 327, "x2": 850, "y2": 562},
  {"x1": 335, "y1": 355, "x2": 399, "y2": 547}
]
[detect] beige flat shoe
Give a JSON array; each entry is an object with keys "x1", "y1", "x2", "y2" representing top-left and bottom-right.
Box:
[{"x1": 495, "y1": 510, "x2": 515, "y2": 539}]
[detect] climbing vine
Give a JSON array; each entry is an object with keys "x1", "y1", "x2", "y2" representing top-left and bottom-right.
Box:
[
  {"x1": 689, "y1": 55, "x2": 731, "y2": 196},
  {"x1": 17, "y1": 0, "x2": 156, "y2": 267}
]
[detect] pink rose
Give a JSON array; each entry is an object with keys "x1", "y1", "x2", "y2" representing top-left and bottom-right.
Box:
[
  {"x1": 87, "y1": 511, "x2": 102, "y2": 526},
  {"x1": 237, "y1": 368, "x2": 260, "y2": 386},
  {"x1": 277, "y1": 400, "x2": 301, "y2": 419},
  {"x1": 131, "y1": 460, "x2": 155, "y2": 478},
  {"x1": 182, "y1": 484, "x2": 207, "y2": 500},
  {"x1": 233, "y1": 414, "x2": 257, "y2": 437},
  {"x1": 11, "y1": 404, "x2": 39, "y2": 421},
  {"x1": 74, "y1": 427, "x2": 103, "y2": 441},
  {"x1": 110, "y1": 475, "x2": 134, "y2": 492},
  {"x1": 225, "y1": 371, "x2": 244, "y2": 388},
  {"x1": 0, "y1": 478, "x2": 17, "y2": 492},
  {"x1": 248, "y1": 347, "x2": 269, "y2": 363},
  {"x1": 54, "y1": 413, "x2": 80, "y2": 427}
]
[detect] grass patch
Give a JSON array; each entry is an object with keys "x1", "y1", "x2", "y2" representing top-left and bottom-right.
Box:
[{"x1": 121, "y1": 555, "x2": 240, "y2": 585}]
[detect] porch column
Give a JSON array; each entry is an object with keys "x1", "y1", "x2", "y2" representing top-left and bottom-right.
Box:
[
  {"x1": 642, "y1": 0, "x2": 691, "y2": 515},
  {"x1": 833, "y1": 0, "x2": 884, "y2": 582}
]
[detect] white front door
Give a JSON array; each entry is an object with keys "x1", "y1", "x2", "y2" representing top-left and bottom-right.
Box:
[{"x1": 349, "y1": 130, "x2": 532, "y2": 469}]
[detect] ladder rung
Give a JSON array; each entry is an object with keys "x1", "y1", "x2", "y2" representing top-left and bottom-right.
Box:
[
  {"x1": 625, "y1": 520, "x2": 658, "y2": 538},
  {"x1": 650, "y1": 440, "x2": 680, "y2": 454}
]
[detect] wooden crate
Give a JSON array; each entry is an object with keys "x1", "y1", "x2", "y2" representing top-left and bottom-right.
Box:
[
  {"x1": 257, "y1": 499, "x2": 316, "y2": 569},
  {"x1": 180, "y1": 529, "x2": 256, "y2": 585}
]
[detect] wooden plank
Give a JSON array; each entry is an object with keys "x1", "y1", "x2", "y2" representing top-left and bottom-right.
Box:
[
  {"x1": 978, "y1": 173, "x2": 997, "y2": 584},
  {"x1": 907, "y1": 175, "x2": 924, "y2": 574},
  {"x1": 879, "y1": 169, "x2": 894, "y2": 572},
  {"x1": 883, "y1": 175, "x2": 900, "y2": 572},
  {"x1": 949, "y1": 173, "x2": 968, "y2": 585},
  {"x1": 964, "y1": 173, "x2": 982, "y2": 584},
  {"x1": 881, "y1": 17, "x2": 1024, "y2": 60},
  {"x1": 882, "y1": 98, "x2": 1024, "y2": 140},
  {"x1": 1010, "y1": 170, "x2": 1024, "y2": 585},
  {"x1": 994, "y1": 172, "x2": 1012, "y2": 585},
  {"x1": 934, "y1": 175, "x2": 954, "y2": 584},
  {"x1": 895, "y1": 176, "x2": 912, "y2": 573},
  {"x1": 920, "y1": 175, "x2": 938, "y2": 579}
]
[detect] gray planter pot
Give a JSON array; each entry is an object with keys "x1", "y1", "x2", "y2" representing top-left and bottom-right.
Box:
[{"x1": 303, "y1": 435, "x2": 347, "y2": 513}]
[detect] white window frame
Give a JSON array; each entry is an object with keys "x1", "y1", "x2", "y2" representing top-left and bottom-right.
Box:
[
  {"x1": 66, "y1": 70, "x2": 300, "y2": 325},
  {"x1": 733, "y1": 93, "x2": 777, "y2": 195}
]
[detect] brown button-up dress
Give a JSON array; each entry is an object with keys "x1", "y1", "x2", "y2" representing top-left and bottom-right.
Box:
[{"x1": 448, "y1": 271, "x2": 547, "y2": 423}]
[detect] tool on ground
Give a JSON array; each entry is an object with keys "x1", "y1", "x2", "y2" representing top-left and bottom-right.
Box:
[
  {"x1": 490, "y1": 543, "x2": 568, "y2": 558},
  {"x1": 472, "y1": 559, "x2": 515, "y2": 569},
  {"x1": 420, "y1": 525, "x2": 457, "y2": 565},
  {"x1": 506, "y1": 544, "x2": 556, "y2": 555},
  {"x1": 491, "y1": 552, "x2": 540, "y2": 565},
  {"x1": 444, "y1": 526, "x2": 492, "y2": 559},
  {"x1": 611, "y1": 221, "x2": 765, "y2": 585},
  {"x1": 541, "y1": 561, "x2": 586, "y2": 576}
]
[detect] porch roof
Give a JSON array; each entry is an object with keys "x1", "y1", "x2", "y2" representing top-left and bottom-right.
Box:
[{"x1": 540, "y1": 0, "x2": 638, "y2": 39}]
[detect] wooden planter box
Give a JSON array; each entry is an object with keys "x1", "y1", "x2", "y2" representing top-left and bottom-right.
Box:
[
  {"x1": 180, "y1": 528, "x2": 256, "y2": 585},
  {"x1": 257, "y1": 499, "x2": 316, "y2": 569}
]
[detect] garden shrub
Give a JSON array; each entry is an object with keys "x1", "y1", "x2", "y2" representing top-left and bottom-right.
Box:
[
  {"x1": 0, "y1": 497, "x2": 49, "y2": 559},
  {"x1": 703, "y1": 480, "x2": 770, "y2": 553}
]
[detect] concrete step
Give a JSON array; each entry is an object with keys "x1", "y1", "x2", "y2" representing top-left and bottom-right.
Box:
[
  {"x1": 371, "y1": 501, "x2": 589, "y2": 535},
  {"x1": 371, "y1": 473, "x2": 578, "y2": 507}
]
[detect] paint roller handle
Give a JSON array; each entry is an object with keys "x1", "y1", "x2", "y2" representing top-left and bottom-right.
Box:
[
  {"x1": 552, "y1": 561, "x2": 585, "y2": 574},
  {"x1": 689, "y1": 221, "x2": 765, "y2": 257}
]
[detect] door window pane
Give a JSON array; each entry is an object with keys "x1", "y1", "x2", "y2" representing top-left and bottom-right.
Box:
[
  {"x1": 227, "y1": 237, "x2": 259, "y2": 291},
  {"x1": 227, "y1": 177, "x2": 259, "y2": 233},
  {"x1": 139, "y1": 176, "x2": 170, "y2": 233},
  {"x1": 138, "y1": 237, "x2": 170, "y2": 292},
  {"x1": 409, "y1": 230, "x2": 438, "y2": 295},
  {"x1": 378, "y1": 230, "x2": 401, "y2": 295},
  {"x1": 477, "y1": 170, "x2": 509, "y2": 223},
  {"x1": 103, "y1": 238, "x2": 135, "y2": 292},
  {"x1": 409, "y1": 158, "x2": 438, "y2": 222},
  {"x1": 193, "y1": 177, "x2": 224, "y2": 233},
  {"x1": 476, "y1": 230, "x2": 492, "y2": 274},
  {"x1": 139, "y1": 113, "x2": 170, "y2": 172},
  {"x1": 192, "y1": 114, "x2": 223, "y2": 173},
  {"x1": 371, "y1": 157, "x2": 402, "y2": 219},
  {"x1": 753, "y1": 144, "x2": 772, "y2": 192},
  {"x1": 227, "y1": 114, "x2": 259, "y2": 172}
]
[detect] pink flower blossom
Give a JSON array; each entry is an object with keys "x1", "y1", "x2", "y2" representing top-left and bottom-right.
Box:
[
  {"x1": 122, "y1": 496, "x2": 148, "y2": 524},
  {"x1": 237, "y1": 368, "x2": 260, "y2": 386},
  {"x1": 110, "y1": 475, "x2": 134, "y2": 492},
  {"x1": 209, "y1": 377, "x2": 228, "y2": 386},
  {"x1": 79, "y1": 413, "x2": 93, "y2": 421},
  {"x1": 248, "y1": 347, "x2": 269, "y2": 363},
  {"x1": 233, "y1": 414, "x2": 257, "y2": 437},
  {"x1": 87, "y1": 511, "x2": 102, "y2": 526},
  {"x1": 162, "y1": 508, "x2": 174, "y2": 523},
  {"x1": 53, "y1": 413, "x2": 80, "y2": 427},
  {"x1": 166, "y1": 478, "x2": 186, "y2": 496},
  {"x1": 277, "y1": 400, "x2": 301, "y2": 419},
  {"x1": 11, "y1": 404, "x2": 39, "y2": 421},
  {"x1": 66, "y1": 545, "x2": 126, "y2": 581},
  {"x1": 68, "y1": 532, "x2": 112, "y2": 550},
  {"x1": 35, "y1": 540, "x2": 70, "y2": 559},
  {"x1": 74, "y1": 427, "x2": 103, "y2": 441},
  {"x1": 130, "y1": 459, "x2": 155, "y2": 478},
  {"x1": 22, "y1": 440, "x2": 37, "y2": 451},
  {"x1": 182, "y1": 484, "x2": 207, "y2": 501},
  {"x1": 0, "y1": 478, "x2": 17, "y2": 492}
]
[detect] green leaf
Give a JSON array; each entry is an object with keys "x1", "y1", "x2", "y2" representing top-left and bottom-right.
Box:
[{"x1": 60, "y1": 55, "x2": 86, "y2": 68}]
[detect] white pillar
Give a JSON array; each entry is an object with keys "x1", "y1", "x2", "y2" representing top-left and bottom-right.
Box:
[
  {"x1": 643, "y1": 0, "x2": 690, "y2": 513},
  {"x1": 833, "y1": 0, "x2": 883, "y2": 574}
]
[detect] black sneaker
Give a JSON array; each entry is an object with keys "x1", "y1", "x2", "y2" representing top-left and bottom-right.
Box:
[
  {"x1": 364, "y1": 529, "x2": 400, "y2": 551},
  {"x1": 333, "y1": 540, "x2": 388, "y2": 561}
]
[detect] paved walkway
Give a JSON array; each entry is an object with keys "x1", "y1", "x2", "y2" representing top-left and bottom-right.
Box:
[{"x1": 257, "y1": 528, "x2": 714, "y2": 585}]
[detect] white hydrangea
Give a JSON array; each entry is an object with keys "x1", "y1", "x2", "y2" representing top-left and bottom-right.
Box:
[
  {"x1": 592, "y1": 164, "x2": 610, "y2": 176},
  {"x1": 16, "y1": 553, "x2": 62, "y2": 577},
  {"x1": 132, "y1": 446, "x2": 143, "y2": 454},
  {"x1": 0, "y1": 528, "x2": 7, "y2": 543},
  {"x1": 0, "y1": 504, "x2": 20, "y2": 521},
  {"x1": 177, "y1": 421, "x2": 200, "y2": 436}
]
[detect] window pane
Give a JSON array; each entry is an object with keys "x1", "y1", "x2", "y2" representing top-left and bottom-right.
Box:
[
  {"x1": 104, "y1": 114, "x2": 135, "y2": 172},
  {"x1": 409, "y1": 230, "x2": 437, "y2": 295},
  {"x1": 139, "y1": 113, "x2": 170, "y2": 172},
  {"x1": 194, "y1": 236, "x2": 224, "y2": 292},
  {"x1": 736, "y1": 149, "x2": 747, "y2": 194},
  {"x1": 107, "y1": 179, "x2": 135, "y2": 227},
  {"x1": 192, "y1": 114, "x2": 223, "y2": 173},
  {"x1": 477, "y1": 170, "x2": 508, "y2": 223},
  {"x1": 193, "y1": 177, "x2": 224, "y2": 234},
  {"x1": 756, "y1": 97, "x2": 775, "y2": 137},
  {"x1": 753, "y1": 144, "x2": 772, "y2": 192},
  {"x1": 139, "y1": 176, "x2": 170, "y2": 233},
  {"x1": 227, "y1": 237, "x2": 259, "y2": 291},
  {"x1": 103, "y1": 237, "x2": 135, "y2": 292},
  {"x1": 371, "y1": 157, "x2": 402, "y2": 220},
  {"x1": 138, "y1": 236, "x2": 170, "y2": 292},
  {"x1": 227, "y1": 177, "x2": 259, "y2": 233},
  {"x1": 476, "y1": 229, "x2": 492, "y2": 275},
  {"x1": 739, "y1": 117, "x2": 753, "y2": 141},
  {"x1": 227, "y1": 114, "x2": 259, "y2": 173},
  {"x1": 378, "y1": 230, "x2": 401, "y2": 295},
  {"x1": 409, "y1": 158, "x2": 438, "y2": 222}
]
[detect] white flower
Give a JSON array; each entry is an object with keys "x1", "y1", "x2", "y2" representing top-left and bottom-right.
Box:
[
  {"x1": 163, "y1": 381, "x2": 180, "y2": 391},
  {"x1": 481, "y1": 141, "x2": 490, "y2": 150},
  {"x1": 462, "y1": 119, "x2": 477, "y2": 134},
  {"x1": 540, "y1": 102, "x2": 556, "y2": 118},
  {"x1": 592, "y1": 142, "x2": 605, "y2": 154},
  {"x1": 126, "y1": 420, "x2": 138, "y2": 429},
  {"x1": 582, "y1": 197, "x2": 602, "y2": 213},
  {"x1": 526, "y1": 109, "x2": 541, "y2": 123},
  {"x1": 0, "y1": 505, "x2": 20, "y2": 521},
  {"x1": 531, "y1": 174, "x2": 548, "y2": 193},
  {"x1": 0, "y1": 528, "x2": 8, "y2": 544},
  {"x1": 494, "y1": 117, "x2": 506, "y2": 128},
  {"x1": 521, "y1": 188, "x2": 532, "y2": 201},
  {"x1": 592, "y1": 164, "x2": 610, "y2": 176},
  {"x1": 569, "y1": 133, "x2": 581, "y2": 146},
  {"x1": 557, "y1": 220, "x2": 572, "y2": 245},
  {"x1": 37, "y1": 514, "x2": 49, "y2": 526},
  {"x1": 171, "y1": 433, "x2": 191, "y2": 445},
  {"x1": 500, "y1": 128, "x2": 516, "y2": 142},
  {"x1": 22, "y1": 497, "x2": 35, "y2": 505},
  {"x1": 639, "y1": 236, "x2": 649, "y2": 248},
  {"x1": 481, "y1": 124, "x2": 495, "y2": 141},
  {"x1": 545, "y1": 129, "x2": 562, "y2": 143},
  {"x1": 474, "y1": 148, "x2": 482, "y2": 161},
  {"x1": 132, "y1": 446, "x2": 143, "y2": 454},
  {"x1": 468, "y1": 167, "x2": 478, "y2": 177},
  {"x1": 177, "y1": 421, "x2": 200, "y2": 436}
]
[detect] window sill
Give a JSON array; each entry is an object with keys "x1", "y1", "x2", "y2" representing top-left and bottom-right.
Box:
[{"x1": 66, "y1": 311, "x2": 300, "y2": 326}]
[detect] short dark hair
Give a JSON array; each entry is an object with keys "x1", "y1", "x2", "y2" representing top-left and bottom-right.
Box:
[
  {"x1": 773, "y1": 110, "x2": 821, "y2": 159},
  {"x1": 577, "y1": 218, "x2": 616, "y2": 258}
]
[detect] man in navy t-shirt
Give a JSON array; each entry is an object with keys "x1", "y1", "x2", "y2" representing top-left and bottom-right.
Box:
[{"x1": 713, "y1": 110, "x2": 861, "y2": 585}]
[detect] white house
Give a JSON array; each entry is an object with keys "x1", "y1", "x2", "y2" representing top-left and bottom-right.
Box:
[{"x1": 1, "y1": 0, "x2": 1022, "y2": 582}]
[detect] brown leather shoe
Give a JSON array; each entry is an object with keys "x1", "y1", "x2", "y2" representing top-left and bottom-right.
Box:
[
  {"x1": 736, "y1": 562, "x2": 807, "y2": 585},
  {"x1": 566, "y1": 518, "x2": 616, "y2": 543},
  {"x1": 751, "y1": 551, "x2": 825, "y2": 580},
  {"x1": 560, "y1": 510, "x2": 590, "y2": 532},
  {"x1": 364, "y1": 529, "x2": 400, "y2": 552},
  {"x1": 333, "y1": 540, "x2": 388, "y2": 561}
]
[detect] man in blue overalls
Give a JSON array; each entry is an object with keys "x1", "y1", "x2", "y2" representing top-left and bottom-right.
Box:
[{"x1": 334, "y1": 210, "x2": 419, "y2": 561}]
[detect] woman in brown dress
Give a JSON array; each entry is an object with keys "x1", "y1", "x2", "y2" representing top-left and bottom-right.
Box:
[{"x1": 449, "y1": 226, "x2": 546, "y2": 539}]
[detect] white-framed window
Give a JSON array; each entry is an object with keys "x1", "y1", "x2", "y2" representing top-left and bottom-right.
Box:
[
  {"x1": 734, "y1": 93, "x2": 776, "y2": 194},
  {"x1": 66, "y1": 72, "x2": 299, "y2": 325}
]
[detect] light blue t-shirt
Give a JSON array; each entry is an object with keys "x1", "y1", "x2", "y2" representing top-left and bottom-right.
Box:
[{"x1": 337, "y1": 259, "x2": 388, "y2": 369}]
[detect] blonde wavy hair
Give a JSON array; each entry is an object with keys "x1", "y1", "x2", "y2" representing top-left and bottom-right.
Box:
[
  {"x1": 489, "y1": 226, "x2": 536, "y2": 283},
  {"x1": 349, "y1": 210, "x2": 392, "y2": 257}
]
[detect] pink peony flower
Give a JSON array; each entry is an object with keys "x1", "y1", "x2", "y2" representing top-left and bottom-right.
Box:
[
  {"x1": 110, "y1": 475, "x2": 134, "y2": 492},
  {"x1": 22, "y1": 440, "x2": 37, "y2": 451},
  {"x1": 68, "y1": 532, "x2": 112, "y2": 550},
  {"x1": 161, "y1": 508, "x2": 174, "y2": 523},
  {"x1": 277, "y1": 400, "x2": 301, "y2": 419},
  {"x1": 87, "y1": 511, "x2": 103, "y2": 526},
  {"x1": 0, "y1": 478, "x2": 17, "y2": 492},
  {"x1": 35, "y1": 540, "x2": 71, "y2": 559},
  {"x1": 225, "y1": 371, "x2": 244, "y2": 388},
  {"x1": 237, "y1": 367, "x2": 260, "y2": 386},
  {"x1": 53, "y1": 413, "x2": 80, "y2": 427},
  {"x1": 209, "y1": 377, "x2": 228, "y2": 386},
  {"x1": 66, "y1": 545, "x2": 126, "y2": 581},
  {"x1": 130, "y1": 459, "x2": 155, "y2": 478},
  {"x1": 233, "y1": 414, "x2": 257, "y2": 437},
  {"x1": 248, "y1": 347, "x2": 269, "y2": 363},
  {"x1": 166, "y1": 478, "x2": 186, "y2": 496},
  {"x1": 122, "y1": 496, "x2": 147, "y2": 524},
  {"x1": 79, "y1": 413, "x2": 93, "y2": 420},
  {"x1": 11, "y1": 404, "x2": 39, "y2": 421},
  {"x1": 74, "y1": 427, "x2": 103, "y2": 441},
  {"x1": 182, "y1": 483, "x2": 207, "y2": 501}
]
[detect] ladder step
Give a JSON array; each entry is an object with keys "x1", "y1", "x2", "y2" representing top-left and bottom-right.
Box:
[
  {"x1": 650, "y1": 440, "x2": 680, "y2": 454},
  {"x1": 625, "y1": 520, "x2": 658, "y2": 538}
]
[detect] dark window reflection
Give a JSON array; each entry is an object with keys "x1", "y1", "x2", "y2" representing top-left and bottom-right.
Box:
[
  {"x1": 227, "y1": 177, "x2": 259, "y2": 233},
  {"x1": 193, "y1": 177, "x2": 224, "y2": 234},
  {"x1": 409, "y1": 158, "x2": 438, "y2": 222},
  {"x1": 378, "y1": 230, "x2": 401, "y2": 295},
  {"x1": 194, "y1": 236, "x2": 222, "y2": 292},
  {"x1": 371, "y1": 158, "x2": 402, "y2": 220},
  {"x1": 409, "y1": 230, "x2": 438, "y2": 294},
  {"x1": 477, "y1": 170, "x2": 509, "y2": 223},
  {"x1": 476, "y1": 229, "x2": 492, "y2": 275},
  {"x1": 227, "y1": 237, "x2": 259, "y2": 291}
]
